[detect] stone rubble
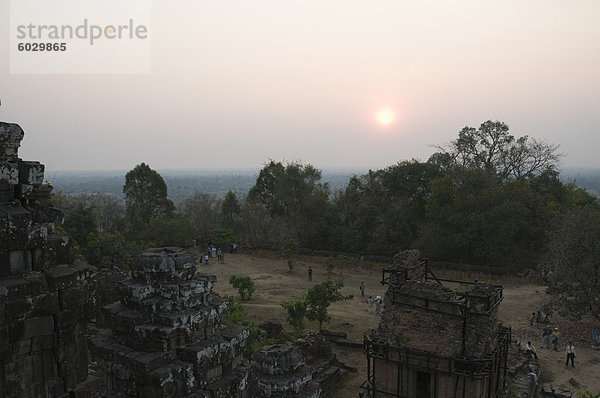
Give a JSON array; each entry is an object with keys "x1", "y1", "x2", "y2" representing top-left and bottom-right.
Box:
[{"x1": 250, "y1": 333, "x2": 349, "y2": 397}]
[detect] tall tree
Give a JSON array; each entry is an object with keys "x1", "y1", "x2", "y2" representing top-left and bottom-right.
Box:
[
  {"x1": 180, "y1": 193, "x2": 219, "y2": 240},
  {"x1": 63, "y1": 203, "x2": 97, "y2": 248},
  {"x1": 221, "y1": 190, "x2": 241, "y2": 228},
  {"x1": 248, "y1": 160, "x2": 332, "y2": 247},
  {"x1": 331, "y1": 160, "x2": 441, "y2": 255},
  {"x1": 431, "y1": 120, "x2": 561, "y2": 180},
  {"x1": 123, "y1": 163, "x2": 174, "y2": 224}
]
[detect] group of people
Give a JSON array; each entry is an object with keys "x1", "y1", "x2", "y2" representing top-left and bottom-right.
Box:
[
  {"x1": 525, "y1": 323, "x2": 577, "y2": 370},
  {"x1": 528, "y1": 310, "x2": 548, "y2": 326},
  {"x1": 204, "y1": 245, "x2": 224, "y2": 264},
  {"x1": 367, "y1": 295, "x2": 382, "y2": 315}
]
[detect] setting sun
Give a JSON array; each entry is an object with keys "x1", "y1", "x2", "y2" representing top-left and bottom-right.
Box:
[{"x1": 376, "y1": 108, "x2": 395, "y2": 126}]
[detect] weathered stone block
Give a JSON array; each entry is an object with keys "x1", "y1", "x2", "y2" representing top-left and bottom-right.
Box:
[
  {"x1": 44, "y1": 265, "x2": 77, "y2": 291},
  {"x1": 18, "y1": 161, "x2": 44, "y2": 185},
  {"x1": 41, "y1": 235, "x2": 75, "y2": 268},
  {"x1": 0, "y1": 162, "x2": 19, "y2": 185},
  {"x1": 0, "y1": 206, "x2": 33, "y2": 252},
  {"x1": 0, "y1": 122, "x2": 25, "y2": 162},
  {"x1": 31, "y1": 334, "x2": 57, "y2": 352},
  {"x1": 23, "y1": 316, "x2": 55, "y2": 339}
]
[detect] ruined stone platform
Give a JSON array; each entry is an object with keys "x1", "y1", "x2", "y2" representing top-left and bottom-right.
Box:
[
  {"x1": 89, "y1": 247, "x2": 250, "y2": 397},
  {"x1": 250, "y1": 333, "x2": 350, "y2": 398}
]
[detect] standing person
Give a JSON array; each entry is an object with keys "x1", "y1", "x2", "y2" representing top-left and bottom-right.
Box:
[
  {"x1": 308, "y1": 266, "x2": 313, "y2": 281},
  {"x1": 526, "y1": 341, "x2": 538, "y2": 360},
  {"x1": 565, "y1": 342, "x2": 575, "y2": 367},
  {"x1": 375, "y1": 296, "x2": 382, "y2": 316},
  {"x1": 367, "y1": 296, "x2": 374, "y2": 313},
  {"x1": 360, "y1": 282, "x2": 365, "y2": 297},
  {"x1": 217, "y1": 249, "x2": 223, "y2": 262},
  {"x1": 552, "y1": 328, "x2": 560, "y2": 351},
  {"x1": 211, "y1": 246, "x2": 217, "y2": 258},
  {"x1": 536, "y1": 311, "x2": 542, "y2": 323},
  {"x1": 204, "y1": 254, "x2": 209, "y2": 264},
  {"x1": 529, "y1": 312, "x2": 536, "y2": 326},
  {"x1": 541, "y1": 325, "x2": 552, "y2": 348}
]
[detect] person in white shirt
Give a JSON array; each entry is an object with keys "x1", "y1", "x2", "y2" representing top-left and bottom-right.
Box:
[
  {"x1": 526, "y1": 341, "x2": 538, "y2": 360},
  {"x1": 565, "y1": 342, "x2": 575, "y2": 367}
]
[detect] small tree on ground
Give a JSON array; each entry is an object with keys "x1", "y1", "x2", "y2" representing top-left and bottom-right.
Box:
[
  {"x1": 278, "y1": 237, "x2": 299, "y2": 272},
  {"x1": 281, "y1": 298, "x2": 307, "y2": 332},
  {"x1": 229, "y1": 275, "x2": 256, "y2": 300},
  {"x1": 305, "y1": 281, "x2": 353, "y2": 332},
  {"x1": 223, "y1": 296, "x2": 261, "y2": 357}
]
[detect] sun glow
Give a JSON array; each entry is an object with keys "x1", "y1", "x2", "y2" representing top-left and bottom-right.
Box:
[{"x1": 376, "y1": 108, "x2": 394, "y2": 126}]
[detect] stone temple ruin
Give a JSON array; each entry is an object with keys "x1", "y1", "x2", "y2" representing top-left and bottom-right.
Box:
[
  {"x1": 89, "y1": 247, "x2": 250, "y2": 397},
  {"x1": 361, "y1": 251, "x2": 510, "y2": 398},
  {"x1": 1, "y1": 122, "x2": 98, "y2": 396},
  {"x1": 1, "y1": 120, "x2": 352, "y2": 397}
]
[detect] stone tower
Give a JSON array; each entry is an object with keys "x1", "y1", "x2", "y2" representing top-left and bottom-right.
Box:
[
  {"x1": 0, "y1": 121, "x2": 97, "y2": 397},
  {"x1": 361, "y1": 251, "x2": 510, "y2": 398}
]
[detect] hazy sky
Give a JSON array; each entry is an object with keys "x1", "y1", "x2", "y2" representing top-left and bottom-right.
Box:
[{"x1": 1, "y1": 0, "x2": 599, "y2": 171}]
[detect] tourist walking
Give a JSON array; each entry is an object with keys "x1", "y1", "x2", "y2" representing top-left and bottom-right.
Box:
[
  {"x1": 308, "y1": 266, "x2": 313, "y2": 281},
  {"x1": 552, "y1": 328, "x2": 560, "y2": 351},
  {"x1": 217, "y1": 249, "x2": 223, "y2": 262},
  {"x1": 375, "y1": 296, "x2": 382, "y2": 316},
  {"x1": 565, "y1": 342, "x2": 575, "y2": 367},
  {"x1": 541, "y1": 325, "x2": 552, "y2": 348},
  {"x1": 367, "y1": 296, "x2": 374, "y2": 313},
  {"x1": 360, "y1": 281, "x2": 365, "y2": 297},
  {"x1": 529, "y1": 312, "x2": 536, "y2": 326}
]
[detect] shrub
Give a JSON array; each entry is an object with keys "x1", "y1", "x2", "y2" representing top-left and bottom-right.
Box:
[
  {"x1": 281, "y1": 298, "x2": 307, "y2": 331},
  {"x1": 229, "y1": 275, "x2": 255, "y2": 300}
]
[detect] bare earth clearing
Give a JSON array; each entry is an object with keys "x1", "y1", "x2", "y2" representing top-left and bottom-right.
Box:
[{"x1": 195, "y1": 250, "x2": 600, "y2": 397}]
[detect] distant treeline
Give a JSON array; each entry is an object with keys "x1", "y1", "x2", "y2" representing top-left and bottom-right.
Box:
[
  {"x1": 50, "y1": 121, "x2": 599, "y2": 272},
  {"x1": 48, "y1": 169, "x2": 364, "y2": 203}
]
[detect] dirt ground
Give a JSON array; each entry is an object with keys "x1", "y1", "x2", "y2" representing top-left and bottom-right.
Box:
[{"x1": 196, "y1": 250, "x2": 600, "y2": 397}]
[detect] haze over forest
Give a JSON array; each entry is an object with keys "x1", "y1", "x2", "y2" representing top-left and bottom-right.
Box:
[{"x1": 49, "y1": 166, "x2": 600, "y2": 203}]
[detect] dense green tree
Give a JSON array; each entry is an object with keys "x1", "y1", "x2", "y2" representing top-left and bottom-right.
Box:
[
  {"x1": 135, "y1": 216, "x2": 195, "y2": 247},
  {"x1": 123, "y1": 163, "x2": 175, "y2": 224},
  {"x1": 221, "y1": 190, "x2": 241, "y2": 227},
  {"x1": 332, "y1": 160, "x2": 441, "y2": 255},
  {"x1": 63, "y1": 204, "x2": 97, "y2": 248},
  {"x1": 82, "y1": 232, "x2": 137, "y2": 270},
  {"x1": 248, "y1": 161, "x2": 332, "y2": 247},
  {"x1": 305, "y1": 281, "x2": 352, "y2": 331},
  {"x1": 543, "y1": 206, "x2": 600, "y2": 321}
]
